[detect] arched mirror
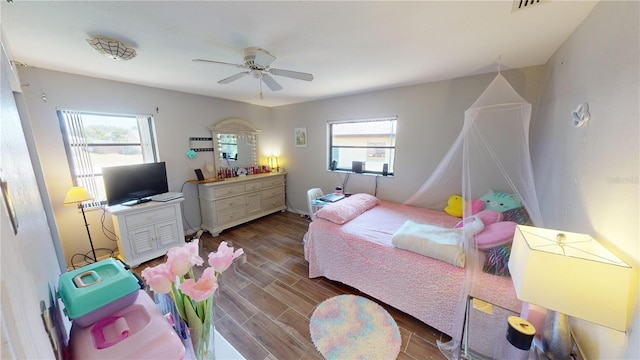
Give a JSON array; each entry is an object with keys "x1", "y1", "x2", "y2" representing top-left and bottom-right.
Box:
[{"x1": 209, "y1": 118, "x2": 260, "y2": 172}]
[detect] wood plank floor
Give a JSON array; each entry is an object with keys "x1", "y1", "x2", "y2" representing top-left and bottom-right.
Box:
[{"x1": 133, "y1": 211, "x2": 450, "y2": 360}]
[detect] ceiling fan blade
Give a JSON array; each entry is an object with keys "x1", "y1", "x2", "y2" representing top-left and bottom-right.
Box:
[
  {"x1": 268, "y1": 68, "x2": 314, "y2": 81},
  {"x1": 262, "y1": 75, "x2": 283, "y2": 91},
  {"x1": 193, "y1": 59, "x2": 245, "y2": 69},
  {"x1": 218, "y1": 72, "x2": 249, "y2": 84},
  {"x1": 253, "y1": 49, "x2": 276, "y2": 68}
]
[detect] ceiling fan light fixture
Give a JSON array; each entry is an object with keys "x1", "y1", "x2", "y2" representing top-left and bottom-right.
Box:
[
  {"x1": 194, "y1": 47, "x2": 312, "y2": 93},
  {"x1": 86, "y1": 37, "x2": 136, "y2": 60}
]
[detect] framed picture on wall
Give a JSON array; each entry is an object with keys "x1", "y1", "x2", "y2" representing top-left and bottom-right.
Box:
[{"x1": 295, "y1": 128, "x2": 307, "y2": 148}]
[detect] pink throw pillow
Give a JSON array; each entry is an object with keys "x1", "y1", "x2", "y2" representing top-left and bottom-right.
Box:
[
  {"x1": 475, "y1": 221, "x2": 517, "y2": 250},
  {"x1": 315, "y1": 193, "x2": 380, "y2": 224},
  {"x1": 468, "y1": 199, "x2": 485, "y2": 214}
]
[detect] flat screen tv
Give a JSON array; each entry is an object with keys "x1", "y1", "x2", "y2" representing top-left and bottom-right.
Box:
[{"x1": 103, "y1": 162, "x2": 169, "y2": 206}]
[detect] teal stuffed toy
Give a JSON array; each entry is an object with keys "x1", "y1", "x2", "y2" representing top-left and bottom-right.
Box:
[{"x1": 479, "y1": 189, "x2": 521, "y2": 212}]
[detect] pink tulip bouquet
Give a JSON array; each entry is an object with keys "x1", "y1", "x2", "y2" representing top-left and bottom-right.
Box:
[{"x1": 141, "y1": 239, "x2": 243, "y2": 358}]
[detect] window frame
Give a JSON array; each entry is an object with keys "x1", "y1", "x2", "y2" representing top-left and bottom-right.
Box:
[
  {"x1": 328, "y1": 116, "x2": 397, "y2": 176},
  {"x1": 58, "y1": 110, "x2": 159, "y2": 207}
]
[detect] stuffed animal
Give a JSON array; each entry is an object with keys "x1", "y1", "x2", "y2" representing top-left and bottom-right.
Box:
[
  {"x1": 468, "y1": 199, "x2": 485, "y2": 214},
  {"x1": 454, "y1": 214, "x2": 485, "y2": 236},
  {"x1": 445, "y1": 195, "x2": 485, "y2": 218},
  {"x1": 479, "y1": 189, "x2": 522, "y2": 212},
  {"x1": 475, "y1": 221, "x2": 517, "y2": 250},
  {"x1": 454, "y1": 209, "x2": 516, "y2": 250},
  {"x1": 444, "y1": 195, "x2": 464, "y2": 217},
  {"x1": 455, "y1": 209, "x2": 503, "y2": 228}
]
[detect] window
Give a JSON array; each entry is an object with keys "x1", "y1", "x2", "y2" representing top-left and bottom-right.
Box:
[
  {"x1": 329, "y1": 116, "x2": 397, "y2": 175},
  {"x1": 58, "y1": 110, "x2": 158, "y2": 205}
]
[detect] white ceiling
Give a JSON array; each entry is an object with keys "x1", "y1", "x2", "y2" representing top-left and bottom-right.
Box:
[{"x1": 1, "y1": 1, "x2": 597, "y2": 107}]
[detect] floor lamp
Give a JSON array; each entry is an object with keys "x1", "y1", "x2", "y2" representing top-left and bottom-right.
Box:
[
  {"x1": 508, "y1": 225, "x2": 633, "y2": 360},
  {"x1": 64, "y1": 186, "x2": 97, "y2": 263}
]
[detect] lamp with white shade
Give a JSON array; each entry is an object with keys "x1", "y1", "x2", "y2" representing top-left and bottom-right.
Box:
[
  {"x1": 64, "y1": 186, "x2": 97, "y2": 263},
  {"x1": 508, "y1": 225, "x2": 634, "y2": 359}
]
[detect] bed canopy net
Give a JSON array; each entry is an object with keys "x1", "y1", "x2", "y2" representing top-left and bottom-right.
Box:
[{"x1": 404, "y1": 73, "x2": 543, "y2": 358}]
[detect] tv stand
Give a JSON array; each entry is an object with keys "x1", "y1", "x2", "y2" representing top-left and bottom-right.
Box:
[{"x1": 108, "y1": 198, "x2": 185, "y2": 267}]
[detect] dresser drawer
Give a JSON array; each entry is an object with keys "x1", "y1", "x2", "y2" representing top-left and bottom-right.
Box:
[
  {"x1": 262, "y1": 176, "x2": 284, "y2": 188},
  {"x1": 262, "y1": 186, "x2": 284, "y2": 200},
  {"x1": 125, "y1": 206, "x2": 176, "y2": 227},
  {"x1": 247, "y1": 193, "x2": 262, "y2": 213},
  {"x1": 215, "y1": 195, "x2": 246, "y2": 212},
  {"x1": 213, "y1": 184, "x2": 246, "y2": 198},
  {"x1": 262, "y1": 196, "x2": 285, "y2": 211},
  {"x1": 244, "y1": 180, "x2": 263, "y2": 192},
  {"x1": 217, "y1": 207, "x2": 246, "y2": 225}
]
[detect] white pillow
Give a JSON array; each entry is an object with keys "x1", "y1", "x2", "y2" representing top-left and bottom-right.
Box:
[{"x1": 391, "y1": 220, "x2": 465, "y2": 267}]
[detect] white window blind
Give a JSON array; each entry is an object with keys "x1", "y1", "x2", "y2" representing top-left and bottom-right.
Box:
[{"x1": 58, "y1": 110, "x2": 158, "y2": 206}]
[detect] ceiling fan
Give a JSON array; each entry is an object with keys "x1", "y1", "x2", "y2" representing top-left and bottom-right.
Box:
[{"x1": 193, "y1": 47, "x2": 314, "y2": 98}]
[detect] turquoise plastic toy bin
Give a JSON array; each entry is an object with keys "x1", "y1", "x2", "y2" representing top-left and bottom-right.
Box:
[{"x1": 58, "y1": 258, "x2": 141, "y2": 327}]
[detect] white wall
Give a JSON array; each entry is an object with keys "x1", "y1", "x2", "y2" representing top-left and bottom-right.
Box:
[
  {"x1": 17, "y1": 67, "x2": 271, "y2": 268},
  {"x1": 272, "y1": 67, "x2": 545, "y2": 213},
  {"x1": 1, "y1": 45, "x2": 61, "y2": 360},
  {"x1": 530, "y1": 1, "x2": 639, "y2": 358},
  {"x1": 17, "y1": 65, "x2": 545, "y2": 269}
]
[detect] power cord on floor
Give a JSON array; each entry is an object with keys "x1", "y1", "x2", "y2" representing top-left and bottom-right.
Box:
[
  {"x1": 99, "y1": 204, "x2": 119, "y2": 242},
  {"x1": 69, "y1": 247, "x2": 116, "y2": 269}
]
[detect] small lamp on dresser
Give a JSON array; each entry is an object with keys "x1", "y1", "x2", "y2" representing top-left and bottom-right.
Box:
[
  {"x1": 268, "y1": 156, "x2": 278, "y2": 172},
  {"x1": 508, "y1": 225, "x2": 634, "y2": 360}
]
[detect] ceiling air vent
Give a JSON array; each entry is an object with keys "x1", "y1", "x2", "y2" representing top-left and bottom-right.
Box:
[{"x1": 512, "y1": 0, "x2": 546, "y2": 12}]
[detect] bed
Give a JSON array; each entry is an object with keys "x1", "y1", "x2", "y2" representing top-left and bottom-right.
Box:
[{"x1": 303, "y1": 195, "x2": 521, "y2": 337}]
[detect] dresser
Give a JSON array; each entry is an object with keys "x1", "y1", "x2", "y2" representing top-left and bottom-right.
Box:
[
  {"x1": 108, "y1": 198, "x2": 185, "y2": 267},
  {"x1": 198, "y1": 172, "x2": 286, "y2": 236}
]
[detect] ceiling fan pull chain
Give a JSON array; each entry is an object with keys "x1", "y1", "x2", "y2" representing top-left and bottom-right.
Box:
[{"x1": 259, "y1": 80, "x2": 264, "y2": 100}]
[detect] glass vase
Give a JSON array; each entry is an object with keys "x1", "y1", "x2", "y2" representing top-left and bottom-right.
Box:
[{"x1": 185, "y1": 295, "x2": 215, "y2": 360}]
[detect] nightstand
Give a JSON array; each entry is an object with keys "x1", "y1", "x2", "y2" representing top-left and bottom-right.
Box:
[
  {"x1": 461, "y1": 296, "x2": 585, "y2": 360},
  {"x1": 461, "y1": 297, "x2": 521, "y2": 359}
]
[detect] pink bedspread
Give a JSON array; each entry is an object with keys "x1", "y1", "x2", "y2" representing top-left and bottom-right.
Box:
[{"x1": 304, "y1": 200, "x2": 521, "y2": 336}]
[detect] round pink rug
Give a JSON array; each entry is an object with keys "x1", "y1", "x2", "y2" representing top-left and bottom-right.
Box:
[{"x1": 310, "y1": 295, "x2": 401, "y2": 359}]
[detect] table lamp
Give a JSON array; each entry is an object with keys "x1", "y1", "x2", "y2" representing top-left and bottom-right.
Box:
[
  {"x1": 508, "y1": 225, "x2": 633, "y2": 360},
  {"x1": 268, "y1": 156, "x2": 278, "y2": 172},
  {"x1": 64, "y1": 186, "x2": 97, "y2": 263}
]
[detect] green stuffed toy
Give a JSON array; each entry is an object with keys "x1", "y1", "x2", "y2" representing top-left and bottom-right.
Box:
[
  {"x1": 479, "y1": 189, "x2": 522, "y2": 212},
  {"x1": 444, "y1": 195, "x2": 464, "y2": 217}
]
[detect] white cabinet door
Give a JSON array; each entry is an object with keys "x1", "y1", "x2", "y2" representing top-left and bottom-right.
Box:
[
  {"x1": 109, "y1": 199, "x2": 185, "y2": 267},
  {"x1": 155, "y1": 219, "x2": 182, "y2": 248},
  {"x1": 128, "y1": 225, "x2": 156, "y2": 256}
]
